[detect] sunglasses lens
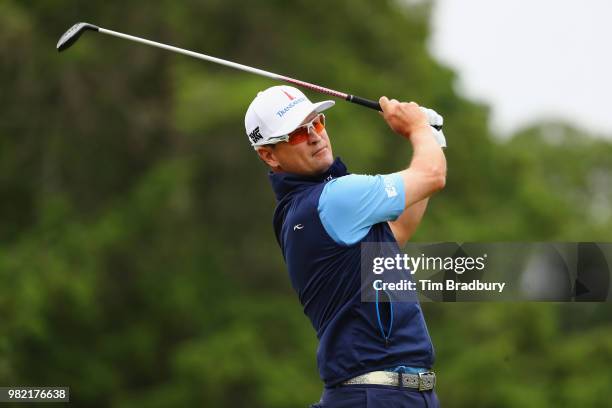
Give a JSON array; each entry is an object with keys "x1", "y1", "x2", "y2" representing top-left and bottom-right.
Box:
[
  {"x1": 287, "y1": 129, "x2": 309, "y2": 145},
  {"x1": 314, "y1": 119, "x2": 325, "y2": 133},
  {"x1": 287, "y1": 114, "x2": 326, "y2": 145}
]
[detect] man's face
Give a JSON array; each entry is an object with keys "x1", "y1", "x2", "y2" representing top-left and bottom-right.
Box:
[{"x1": 257, "y1": 112, "x2": 334, "y2": 176}]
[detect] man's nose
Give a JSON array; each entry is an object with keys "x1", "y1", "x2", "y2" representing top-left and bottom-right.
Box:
[{"x1": 307, "y1": 127, "x2": 322, "y2": 144}]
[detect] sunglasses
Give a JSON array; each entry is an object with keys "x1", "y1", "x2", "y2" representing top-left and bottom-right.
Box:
[{"x1": 285, "y1": 113, "x2": 326, "y2": 145}]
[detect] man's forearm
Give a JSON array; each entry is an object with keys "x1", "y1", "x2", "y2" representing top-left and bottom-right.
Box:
[
  {"x1": 397, "y1": 126, "x2": 447, "y2": 208},
  {"x1": 389, "y1": 197, "x2": 430, "y2": 247},
  {"x1": 408, "y1": 125, "x2": 447, "y2": 187}
]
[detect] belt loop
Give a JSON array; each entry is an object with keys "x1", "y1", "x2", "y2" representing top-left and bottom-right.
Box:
[{"x1": 397, "y1": 371, "x2": 403, "y2": 388}]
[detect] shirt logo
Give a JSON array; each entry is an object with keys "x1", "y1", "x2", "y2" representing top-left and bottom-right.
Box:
[
  {"x1": 248, "y1": 126, "x2": 263, "y2": 144},
  {"x1": 383, "y1": 176, "x2": 398, "y2": 198},
  {"x1": 293, "y1": 224, "x2": 304, "y2": 231}
]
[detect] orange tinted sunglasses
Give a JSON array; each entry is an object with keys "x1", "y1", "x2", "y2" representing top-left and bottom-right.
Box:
[{"x1": 286, "y1": 114, "x2": 326, "y2": 145}]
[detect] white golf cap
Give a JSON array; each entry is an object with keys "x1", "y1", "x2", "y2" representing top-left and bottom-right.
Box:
[{"x1": 245, "y1": 85, "x2": 335, "y2": 147}]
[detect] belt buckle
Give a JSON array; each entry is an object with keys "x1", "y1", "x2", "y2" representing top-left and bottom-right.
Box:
[{"x1": 417, "y1": 371, "x2": 435, "y2": 391}]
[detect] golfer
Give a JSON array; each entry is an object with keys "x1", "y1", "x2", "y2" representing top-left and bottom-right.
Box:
[{"x1": 245, "y1": 86, "x2": 446, "y2": 407}]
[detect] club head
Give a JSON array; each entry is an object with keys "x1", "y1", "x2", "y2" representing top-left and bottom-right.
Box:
[{"x1": 57, "y1": 22, "x2": 99, "y2": 52}]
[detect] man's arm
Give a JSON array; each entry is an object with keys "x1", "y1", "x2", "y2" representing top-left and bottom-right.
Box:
[
  {"x1": 388, "y1": 198, "x2": 429, "y2": 247},
  {"x1": 379, "y1": 97, "x2": 446, "y2": 245},
  {"x1": 316, "y1": 98, "x2": 445, "y2": 247}
]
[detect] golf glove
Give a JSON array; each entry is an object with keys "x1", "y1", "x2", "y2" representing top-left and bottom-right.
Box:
[{"x1": 420, "y1": 107, "x2": 446, "y2": 148}]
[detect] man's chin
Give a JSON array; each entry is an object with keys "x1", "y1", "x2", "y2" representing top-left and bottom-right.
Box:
[{"x1": 313, "y1": 153, "x2": 334, "y2": 174}]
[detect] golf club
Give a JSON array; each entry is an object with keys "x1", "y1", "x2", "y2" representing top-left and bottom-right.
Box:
[{"x1": 57, "y1": 22, "x2": 441, "y2": 130}]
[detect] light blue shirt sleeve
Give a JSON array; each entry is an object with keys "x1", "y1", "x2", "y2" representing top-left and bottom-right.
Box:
[{"x1": 318, "y1": 173, "x2": 406, "y2": 245}]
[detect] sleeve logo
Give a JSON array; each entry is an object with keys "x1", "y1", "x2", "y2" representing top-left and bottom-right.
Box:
[{"x1": 383, "y1": 176, "x2": 398, "y2": 198}]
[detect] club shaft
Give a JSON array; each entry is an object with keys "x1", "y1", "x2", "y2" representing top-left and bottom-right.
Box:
[{"x1": 98, "y1": 27, "x2": 350, "y2": 100}]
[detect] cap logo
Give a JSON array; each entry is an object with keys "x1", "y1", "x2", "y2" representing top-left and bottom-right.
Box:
[
  {"x1": 282, "y1": 90, "x2": 295, "y2": 100},
  {"x1": 276, "y1": 97, "x2": 306, "y2": 118},
  {"x1": 248, "y1": 126, "x2": 263, "y2": 144}
]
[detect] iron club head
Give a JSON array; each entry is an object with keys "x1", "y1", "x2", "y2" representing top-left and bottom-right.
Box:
[{"x1": 57, "y1": 22, "x2": 99, "y2": 52}]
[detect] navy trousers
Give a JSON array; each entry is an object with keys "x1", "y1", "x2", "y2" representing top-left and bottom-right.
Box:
[{"x1": 310, "y1": 385, "x2": 440, "y2": 408}]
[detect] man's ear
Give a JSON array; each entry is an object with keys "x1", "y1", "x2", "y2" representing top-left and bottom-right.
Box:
[{"x1": 256, "y1": 146, "x2": 280, "y2": 169}]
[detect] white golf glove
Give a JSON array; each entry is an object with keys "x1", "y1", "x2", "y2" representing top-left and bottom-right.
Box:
[{"x1": 420, "y1": 107, "x2": 446, "y2": 148}]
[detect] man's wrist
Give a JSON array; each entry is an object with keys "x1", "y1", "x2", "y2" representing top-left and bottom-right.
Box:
[{"x1": 407, "y1": 124, "x2": 433, "y2": 139}]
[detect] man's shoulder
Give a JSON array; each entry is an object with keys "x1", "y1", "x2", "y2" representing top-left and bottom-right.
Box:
[
  {"x1": 320, "y1": 173, "x2": 400, "y2": 207},
  {"x1": 281, "y1": 182, "x2": 328, "y2": 217}
]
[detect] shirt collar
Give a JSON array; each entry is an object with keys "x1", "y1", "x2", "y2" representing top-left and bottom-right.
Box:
[{"x1": 268, "y1": 157, "x2": 348, "y2": 201}]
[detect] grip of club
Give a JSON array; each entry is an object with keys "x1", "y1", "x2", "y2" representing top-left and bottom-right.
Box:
[
  {"x1": 347, "y1": 95, "x2": 382, "y2": 111},
  {"x1": 348, "y1": 94, "x2": 443, "y2": 130}
]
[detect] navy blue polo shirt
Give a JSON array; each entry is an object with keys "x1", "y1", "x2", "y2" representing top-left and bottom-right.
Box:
[{"x1": 269, "y1": 158, "x2": 434, "y2": 387}]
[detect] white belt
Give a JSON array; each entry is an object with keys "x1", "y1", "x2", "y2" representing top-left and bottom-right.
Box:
[{"x1": 342, "y1": 371, "x2": 436, "y2": 391}]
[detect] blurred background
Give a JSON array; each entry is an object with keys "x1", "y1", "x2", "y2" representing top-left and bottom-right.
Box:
[{"x1": 1, "y1": 0, "x2": 611, "y2": 406}]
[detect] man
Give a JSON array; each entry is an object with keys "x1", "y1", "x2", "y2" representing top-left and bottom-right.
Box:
[{"x1": 245, "y1": 85, "x2": 446, "y2": 407}]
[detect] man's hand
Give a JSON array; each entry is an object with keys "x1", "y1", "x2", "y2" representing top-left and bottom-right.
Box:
[{"x1": 379, "y1": 97, "x2": 430, "y2": 139}]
